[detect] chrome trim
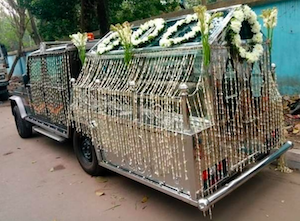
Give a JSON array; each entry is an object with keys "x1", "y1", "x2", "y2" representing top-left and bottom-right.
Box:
[
  {"x1": 9, "y1": 95, "x2": 27, "y2": 119},
  {"x1": 99, "y1": 161, "x2": 199, "y2": 207},
  {"x1": 198, "y1": 141, "x2": 293, "y2": 211}
]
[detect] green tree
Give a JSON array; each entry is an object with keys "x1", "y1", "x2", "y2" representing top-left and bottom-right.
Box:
[
  {"x1": 111, "y1": 0, "x2": 179, "y2": 24},
  {"x1": 25, "y1": 0, "x2": 81, "y2": 41},
  {"x1": 81, "y1": 0, "x2": 109, "y2": 36}
]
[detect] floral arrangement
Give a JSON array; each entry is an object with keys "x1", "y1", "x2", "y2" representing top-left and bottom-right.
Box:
[
  {"x1": 159, "y1": 14, "x2": 200, "y2": 47},
  {"x1": 194, "y1": 5, "x2": 223, "y2": 68},
  {"x1": 229, "y1": 5, "x2": 263, "y2": 63},
  {"x1": 70, "y1": 32, "x2": 88, "y2": 65},
  {"x1": 97, "y1": 32, "x2": 120, "y2": 55},
  {"x1": 132, "y1": 18, "x2": 165, "y2": 47},
  {"x1": 260, "y1": 7, "x2": 278, "y2": 53},
  {"x1": 111, "y1": 21, "x2": 133, "y2": 66}
]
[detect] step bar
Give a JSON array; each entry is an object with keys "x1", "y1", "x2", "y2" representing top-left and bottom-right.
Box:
[
  {"x1": 32, "y1": 126, "x2": 66, "y2": 142},
  {"x1": 26, "y1": 116, "x2": 69, "y2": 138}
]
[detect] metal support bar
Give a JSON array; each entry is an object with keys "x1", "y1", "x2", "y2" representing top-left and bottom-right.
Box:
[
  {"x1": 198, "y1": 141, "x2": 293, "y2": 211},
  {"x1": 179, "y1": 83, "x2": 190, "y2": 131}
]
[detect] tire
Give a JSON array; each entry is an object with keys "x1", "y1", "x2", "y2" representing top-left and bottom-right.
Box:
[
  {"x1": 13, "y1": 106, "x2": 32, "y2": 138},
  {"x1": 73, "y1": 131, "x2": 104, "y2": 176}
]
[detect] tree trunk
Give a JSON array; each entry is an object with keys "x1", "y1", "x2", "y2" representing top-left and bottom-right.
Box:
[
  {"x1": 7, "y1": 4, "x2": 26, "y2": 81},
  {"x1": 7, "y1": 53, "x2": 21, "y2": 80},
  {"x1": 97, "y1": 0, "x2": 109, "y2": 37},
  {"x1": 28, "y1": 10, "x2": 42, "y2": 45},
  {"x1": 81, "y1": 0, "x2": 98, "y2": 32}
]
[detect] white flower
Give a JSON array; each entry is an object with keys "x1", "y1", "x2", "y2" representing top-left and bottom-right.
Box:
[
  {"x1": 261, "y1": 8, "x2": 278, "y2": 29},
  {"x1": 96, "y1": 31, "x2": 120, "y2": 54},
  {"x1": 251, "y1": 22, "x2": 261, "y2": 33},
  {"x1": 270, "y1": 9, "x2": 278, "y2": 28},
  {"x1": 254, "y1": 44, "x2": 264, "y2": 54},
  {"x1": 159, "y1": 13, "x2": 201, "y2": 47},
  {"x1": 230, "y1": 20, "x2": 242, "y2": 33},
  {"x1": 239, "y1": 48, "x2": 247, "y2": 58},
  {"x1": 246, "y1": 53, "x2": 256, "y2": 63},
  {"x1": 233, "y1": 10, "x2": 244, "y2": 22},
  {"x1": 233, "y1": 34, "x2": 242, "y2": 46},
  {"x1": 243, "y1": 5, "x2": 252, "y2": 18},
  {"x1": 131, "y1": 18, "x2": 165, "y2": 46},
  {"x1": 248, "y1": 11, "x2": 258, "y2": 24},
  {"x1": 230, "y1": 5, "x2": 263, "y2": 63},
  {"x1": 70, "y1": 32, "x2": 88, "y2": 48},
  {"x1": 252, "y1": 33, "x2": 263, "y2": 43},
  {"x1": 185, "y1": 14, "x2": 194, "y2": 23}
]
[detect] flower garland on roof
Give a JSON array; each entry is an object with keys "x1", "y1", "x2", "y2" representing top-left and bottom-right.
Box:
[
  {"x1": 159, "y1": 14, "x2": 200, "y2": 47},
  {"x1": 132, "y1": 18, "x2": 165, "y2": 47},
  {"x1": 97, "y1": 32, "x2": 120, "y2": 55},
  {"x1": 229, "y1": 5, "x2": 263, "y2": 63}
]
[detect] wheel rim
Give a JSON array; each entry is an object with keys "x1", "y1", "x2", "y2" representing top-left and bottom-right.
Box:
[{"x1": 80, "y1": 137, "x2": 93, "y2": 163}]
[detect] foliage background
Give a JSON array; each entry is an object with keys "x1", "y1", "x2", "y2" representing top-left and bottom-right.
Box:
[{"x1": 0, "y1": 0, "x2": 205, "y2": 50}]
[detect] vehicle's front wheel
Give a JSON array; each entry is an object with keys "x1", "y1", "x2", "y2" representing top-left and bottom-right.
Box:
[
  {"x1": 73, "y1": 131, "x2": 104, "y2": 176},
  {"x1": 13, "y1": 106, "x2": 32, "y2": 138}
]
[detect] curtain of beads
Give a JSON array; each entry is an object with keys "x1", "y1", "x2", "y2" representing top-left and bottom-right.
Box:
[
  {"x1": 70, "y1": 45, "x2": 283, "y2": 196},
  {"x1": 193, "y1": 46, "x2": 284, "y2": 196},
  {"x1": 28, "y1": 52, "x2": 71, "y2": 126}
]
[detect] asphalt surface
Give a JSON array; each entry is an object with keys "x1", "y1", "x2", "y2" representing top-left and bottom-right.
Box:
[{"x1": 1, "y1": 101, "x2": 300, "y2": 221}]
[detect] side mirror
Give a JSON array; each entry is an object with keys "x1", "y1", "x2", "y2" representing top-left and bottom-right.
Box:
[{"x1": 22, "y1": 74, "x2": 29, "y2": 86}]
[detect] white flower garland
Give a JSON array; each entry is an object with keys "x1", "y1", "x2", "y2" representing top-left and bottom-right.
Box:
[
  {"x1": 131, "y1": 18, "x2": 165, "y2": 47},
  {"x1": 97, "y1": 32, "x2": 120, "y2": 55},
  {"x1": 230, "y1": 5, "x2": 263, "y2": 63},
  {"x1": 159, "y1": 13, "x2": 200, "y2": 47}
]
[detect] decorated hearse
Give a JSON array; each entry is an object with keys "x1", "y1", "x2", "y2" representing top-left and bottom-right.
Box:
[{"x1": 10, "y1": 4, "x2": 292, "y2": 217}]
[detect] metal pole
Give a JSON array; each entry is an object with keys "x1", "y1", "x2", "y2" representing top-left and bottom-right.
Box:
[
  {"x1": 179, "y1": 83, "x2": 198, "y2": 200},
  {"x1": 179, "y1": 83, "x2": 191, "y2": 131}
]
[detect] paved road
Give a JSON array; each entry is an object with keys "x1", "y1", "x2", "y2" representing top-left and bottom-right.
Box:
[{"x1": 1, "y1": 101, "x2": 300, "y2": 221}]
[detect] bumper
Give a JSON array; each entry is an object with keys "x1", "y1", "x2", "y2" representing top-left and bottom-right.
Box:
[{"x1": 198, "y1": 141, "x2": 293, "y2": 211}]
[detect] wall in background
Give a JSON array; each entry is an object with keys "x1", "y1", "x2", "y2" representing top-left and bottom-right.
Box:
[{"x1": 253, "y1": 0, "x2": 300, "y2": 95}]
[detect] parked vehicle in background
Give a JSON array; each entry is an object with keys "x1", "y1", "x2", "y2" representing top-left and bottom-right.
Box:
[{"x1": 0, "y1": 44, "x2": 9, "y2": 101}]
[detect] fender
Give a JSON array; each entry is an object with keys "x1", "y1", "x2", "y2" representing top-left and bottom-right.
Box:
[{"x1": 9, "y1": 95, "x2": 27, "y2": 119}]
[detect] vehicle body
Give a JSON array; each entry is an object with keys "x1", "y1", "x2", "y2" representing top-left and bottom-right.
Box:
[
  {"x1": 10, "y1": 5, "x2": 292, "y2": 216},
  {"x1": 0, "y1": 44, "x2": 9, "y2": 101}
]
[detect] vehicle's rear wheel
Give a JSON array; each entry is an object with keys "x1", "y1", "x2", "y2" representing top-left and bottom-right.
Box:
[
  {"x1": 73, "y1": 131, "x2": 104, "y2": 176},
  {"x1": 13, "y1": 106, "x2": 32, "y2": 138}
]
